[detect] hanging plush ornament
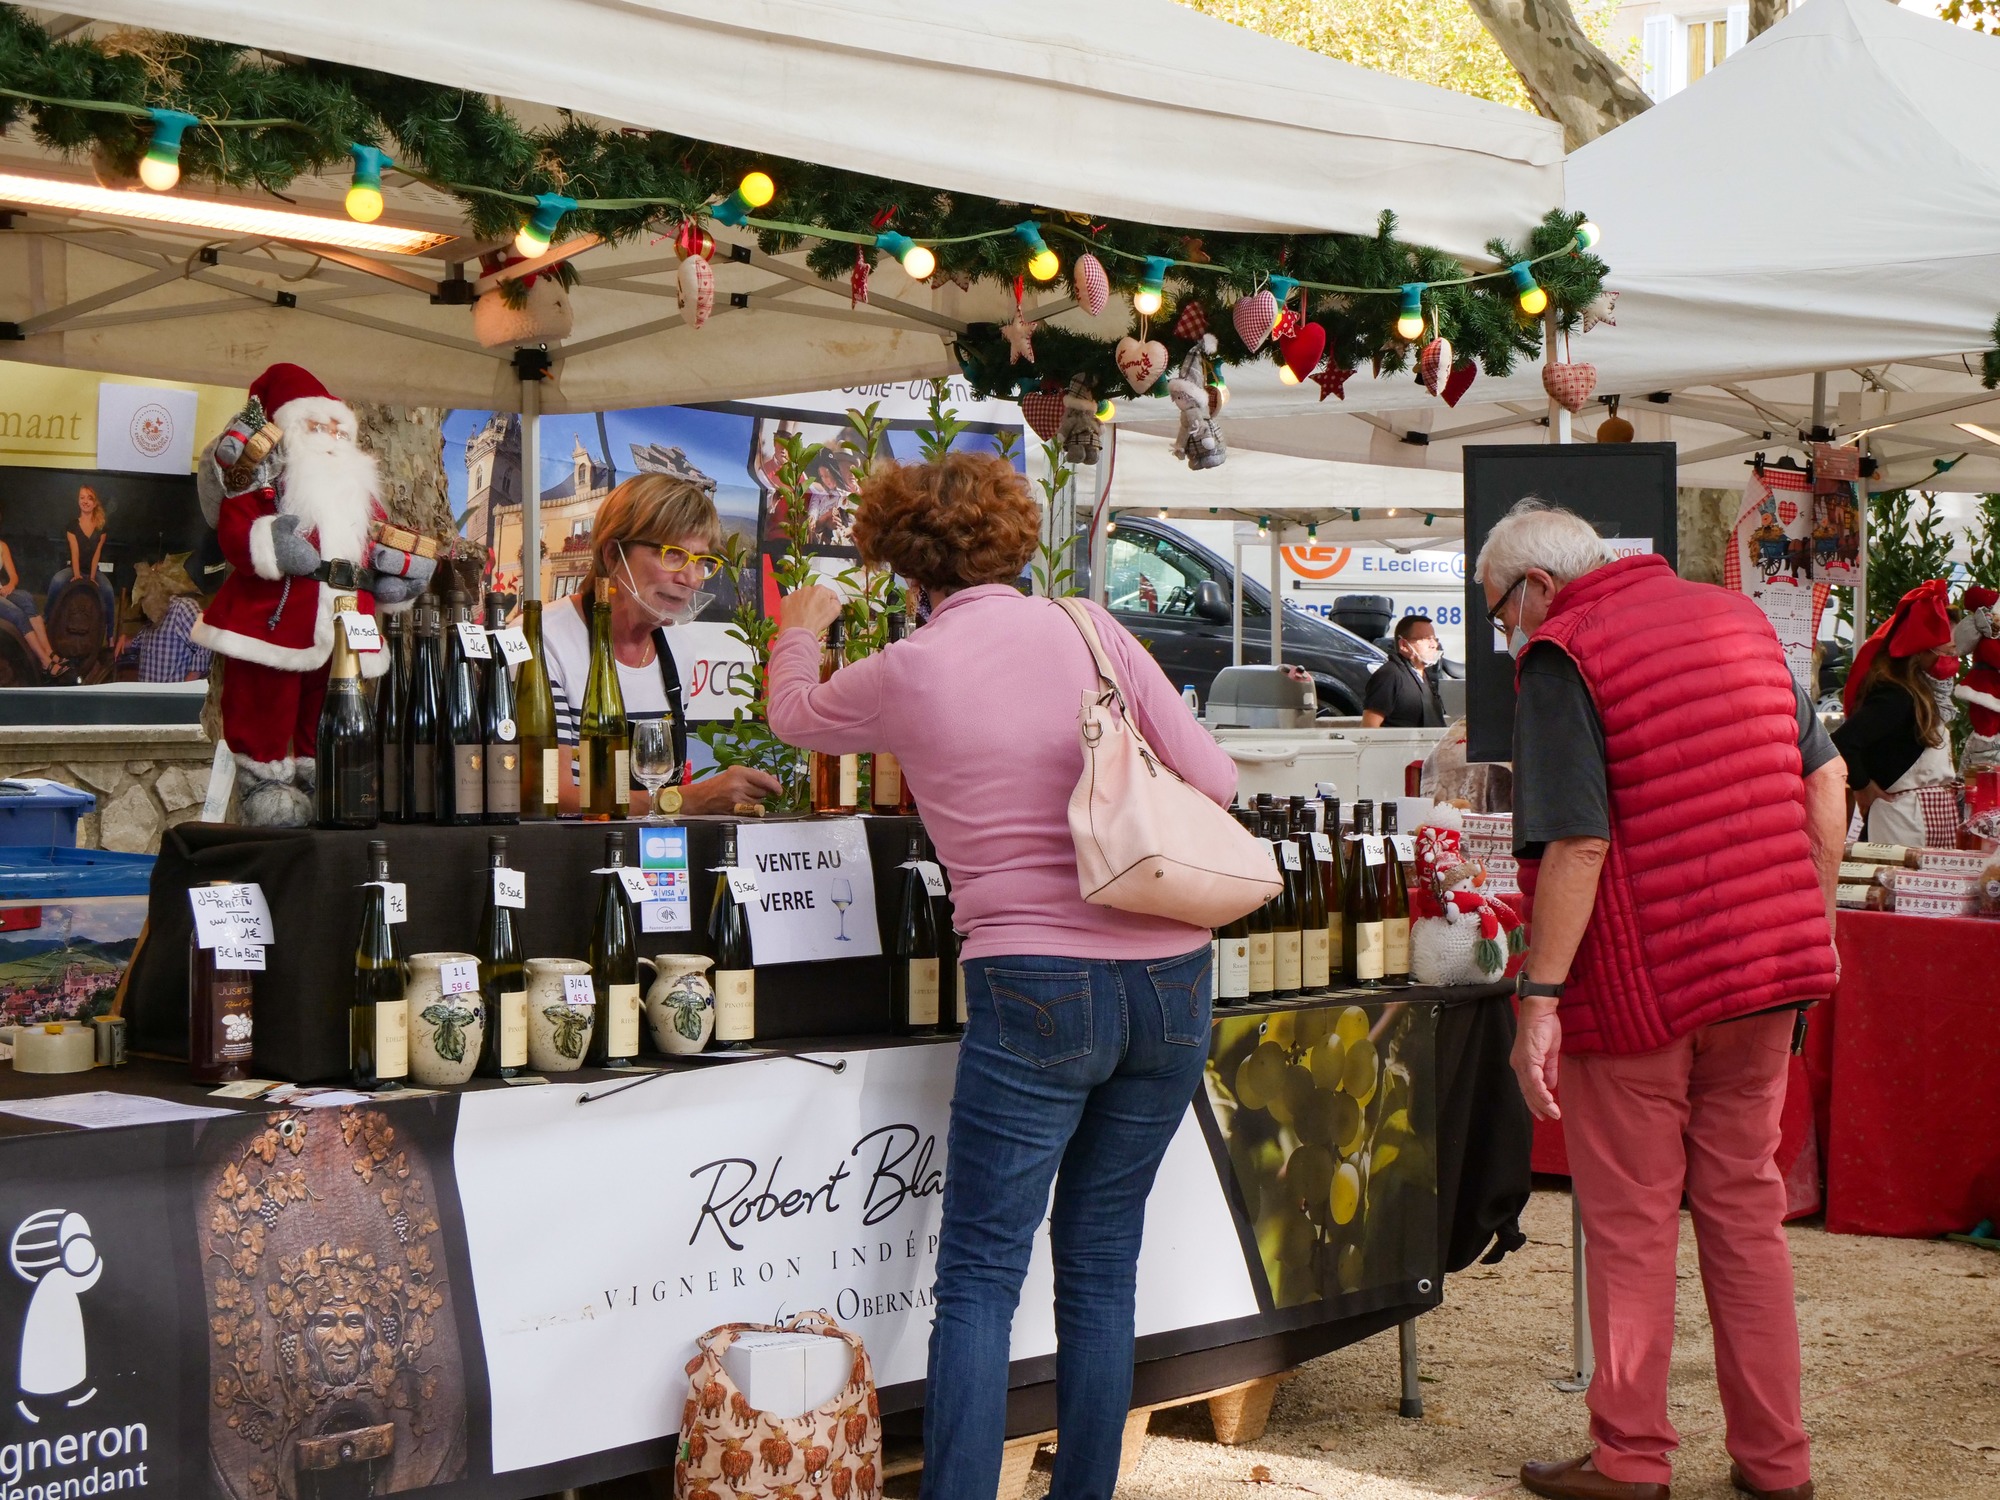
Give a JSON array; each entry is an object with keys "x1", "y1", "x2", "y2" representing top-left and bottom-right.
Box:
[
  {"x1": 1273, "y1": 308, "x2": 1301, "y2": 342},
  {"x1": 1115, "y1": 336, "x2": 1171, "y2": 395},
  {"x1": 1542, "y1": 360, "x2": 1598, "y2": 413},
  {"x1": 1419, "y1": 336, "x2": 1454, "y2": 397},
  {"x1": 1001, "y1": 308, "x2": 1037, "y2": 364},
  {"x1": 1059, "y1": 375, "x2": 1104, "y2": 465},
  {"x1": 1173, "y1": 300, "x2": 1209, "y2": 343},
  {"x1": 1168, "y1": 335, "x2": 1227, "y2": 472},
  {"x1": 677, "y1": 253, "x2": 715, "y2": 329},
  {"x1": 1020, "y1": 380, "x2": 1066, "y2": 442},
  {"x1": 1581, "y1": 290, "x2": 1620, "y2": 333},
  {"x1": 1072, "y1": 253, "x2": 1110, "y2": 318},
  {"x1": 1596, "y1": 394, "x2": 1634, "y2": 442},
  {"x1": 850, "y1": 245, "x2": 871, "y2": 308},
  {"x1": 1442, "y1": 360, "x2": 1479, "y2": 408},
  {"x1": 1279, "y1": 321, "x2": 1327, "y2": 383},
  {"x1": 1312, "y1": 363, "x2": 1352, "y2": 402},
  {"x1": 1232, "y1": 289, "x2": 1278, "y2": 354}
]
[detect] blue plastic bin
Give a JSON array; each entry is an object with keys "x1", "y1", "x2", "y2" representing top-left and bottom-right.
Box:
[
  {"x1": 0, "y1": 779, "x2": 96, "y2": 849},
  {"x1": 0, "y1": 846, "x2": 155, "y2": 898}
]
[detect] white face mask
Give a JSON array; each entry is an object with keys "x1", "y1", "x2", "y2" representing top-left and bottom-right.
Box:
[
  {"x1": 616, "y1": 544, "x2": 712, "y2": 627},
  {"x1": 1409, "y1": 637, "x2": 1442, "y2": 666},
  {"x1": 1506, "y1": 624, "x2": 1532, "y2": 658}
]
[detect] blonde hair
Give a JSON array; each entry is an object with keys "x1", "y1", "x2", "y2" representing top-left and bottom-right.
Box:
[{"x1": 585, "y1": 474, "x2": 722, "y2": 590}]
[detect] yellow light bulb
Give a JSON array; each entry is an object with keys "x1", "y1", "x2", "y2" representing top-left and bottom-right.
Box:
[
  {"x1": 514, "y1": 224, "x2": 552, "y2": 258},
  {"x1": 738, "y1": 171, "x2": 775, "y2": 209},
  {"x1": 137, "y1": 155, "x2": 180, "y2": 192},
  {"x1": 1519, "y1": 285, "x2": 1549, "y2": 316},
  {"x1": 1133, "y1": 287, "x2": 1163, "y2": 317},
  {"x1": 1027, "y1": 248, "x2": 1059, "y2": 282},
  {"x1": 902, "y1": 244, "x2": 936, "y2": 280},
  {"x1": 344, "y1": 183, "x2": 384, "y2": 223},
  {"x1": 1278, "y1": 365, "x2": 1301, "y2": 385},
  {"x1": 1396, "y1": 313, "x2": 1425, "y2": 341}
]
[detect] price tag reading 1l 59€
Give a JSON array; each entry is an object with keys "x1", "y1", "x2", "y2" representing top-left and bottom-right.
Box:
[{"x1": 439, "y1": 959, "x2": 481, "y2": 996}]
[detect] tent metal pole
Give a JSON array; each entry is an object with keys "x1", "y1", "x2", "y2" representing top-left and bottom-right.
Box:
[
  {"x1": 1087, "y1": 438, "x2": 1111, "y2": 608},
  {"x1": 1856, "y1": 434, "x2": 1870, "y2": 634},
  {"x1": 520, "y1": 361, "x2": 543, "y2": 604},
  {"x1": 1811, "y1": 372, "x2": 1828, "y2": 433},
  {"x1": 1232, "y1": 535, "x2": 1244, "y2": 667},
  {"x1": 1270, "y1": 528, "x2": 1284, "y2": 667}
]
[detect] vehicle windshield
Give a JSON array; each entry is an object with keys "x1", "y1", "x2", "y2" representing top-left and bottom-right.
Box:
[{"x1": 1106, "y1": 529, "x2": 1264, "y2": 617}]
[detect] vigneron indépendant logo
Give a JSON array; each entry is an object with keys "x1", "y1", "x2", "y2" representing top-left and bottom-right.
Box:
[{"x1": 10, "y1": 1211, "x2": 102, "y2": 1423}]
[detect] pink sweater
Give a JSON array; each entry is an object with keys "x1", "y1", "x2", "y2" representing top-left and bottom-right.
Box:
[{"x1": 766, "y1": 585, "x2": 1238, "y2": 961}]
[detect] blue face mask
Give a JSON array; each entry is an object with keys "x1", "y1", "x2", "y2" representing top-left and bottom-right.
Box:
[{"x1": 1507, "y1": 623, "x2": 1532, "y2": 658}]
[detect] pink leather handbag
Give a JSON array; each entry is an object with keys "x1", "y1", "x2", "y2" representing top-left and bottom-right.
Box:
[{"x1": 1054, "y1": 597, "x2": 1281, "y2": 926}]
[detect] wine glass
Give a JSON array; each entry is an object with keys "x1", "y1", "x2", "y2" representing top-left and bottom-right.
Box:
[
  {"x1": 830, "y1": 877, "x2": 854, "y2": 941},
  {"x1": 631, "y1": 719, "x2": 678, "y2": 821}
]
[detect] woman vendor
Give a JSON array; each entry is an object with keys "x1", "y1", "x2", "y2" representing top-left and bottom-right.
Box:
[{"x1": 1832, "y1": 579, "x2": 1962, "y2": 848}]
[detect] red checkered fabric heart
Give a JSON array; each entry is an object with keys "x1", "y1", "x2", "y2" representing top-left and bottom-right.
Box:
[
  {"x1": 1542, "y1": 361, "x2": 1598, "y2": 413},
  {"x1": 1172, "y1": 300, "x2": 1209, "y2": 342},
  {"x1": 1020, "y1": 385, "x2": 1064, "y2": 441},
  {"x1": 1778, "y1": 500, "x2": 1799, "y2": 525},
  {"x1": 1419, "y1": 337, "x2": 1453, "y2": 397},
  {"x1": 1073, "y1": 253, "x2": 1110, "y2": 318},
  {"x1": 1232, "y1": 290, "x2": 1278, "y2": 353}
]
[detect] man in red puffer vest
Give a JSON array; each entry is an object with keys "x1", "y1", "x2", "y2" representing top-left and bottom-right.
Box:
[{"x1": 1480, "y1": 501, "x2": 1845, "y2": 1500}]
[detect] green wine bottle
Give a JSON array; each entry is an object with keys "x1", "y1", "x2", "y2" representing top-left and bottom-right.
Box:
[
  {"x1": 352, "y1": 841, "x2": 408, "y2": 1089},
  {"x1": 587, "y1": 830, "x2": 641, "y2": 1066}
]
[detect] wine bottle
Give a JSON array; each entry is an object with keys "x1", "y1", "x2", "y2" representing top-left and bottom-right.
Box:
[
  {"x1": 935, "y1": 845, "x2": 964, "y2": 1035},
  {"x1": 587, "y1": 830, "x2": 642, "y2": 1066},
  {"x1": 1214, "y1": 903, "x2": 1251, "y2": 1008},
  {"x1": 810, "y1": 617, "x2": 861, "y2": 815},
  {"x1": 1380, "y1": 802, "x2": 1413, "y2": 986},
  {"x1": 403, "y1": 602, "x2": 441, "y2": 823},
  {"x1": 710, "y1": 822, "x2": 756, "y2": 1048},
  {"x1": 1291, "y1": 795, "x2": 1330, "y2": 993},
  {"x1": 1269, "y1": 808, "x2": 1303, "y2": 999},
  {"x1": 1317, "y1": 793, "x2": 1345, "y2": 984},
  {"x1": 515, "y1": 599, "x2": 559, "y2": 821},
  {"x1": 353, "y1": 841, "x2": 409, "y2": 1088},
  {"x1": 889, "y1": 826, "x2": 941, "y2": 1035},
  {"x1": 440, "y1": 591, "x2": 486, "y2": 824},
  {"x1": 480, "y1": 592, "x2": 522, "y2": 823},
  {"x1": 315, "y1": 592, "x2": 379, "y2": 829},
  {"x1": 188, "y1": 880, "x2": 255, "y2": 1083},
  {"x1": 476, "y1": 835, "x2": 527, "y2": 1079},
  {"x1": 1342, "y1": 802, "x2": 1386, "y2": 988},
  {"x1": 378, "y1": 609, "x2": 408, "y2": 823},
  {"x1": 1240, "y1": 809, "x2": 1274, "y2": 1000},
  {"x1": 579, "y1": 578, "x2": 629, "y2": 822},
  {"x1": 869, "y1": 611, "x2": 914, "y2": 815}
]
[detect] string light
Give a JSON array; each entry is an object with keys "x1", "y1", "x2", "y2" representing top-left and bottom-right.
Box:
[
  {"x1": 875, "y1": 231, "x2": 935, "y2": 279},
  {"x1": 1257, "y1": 516, "x2": 1270, "y2": 537},
  {"x1": 1133, "y1": 256, "x2": 1171, "y2": 317},
  {"x1": 1158, "y1": 507, "x2": 1169, "y2": 519},
  {"x1": 1396, "y1": 283, "x2": 1426, "y2": 341},
  {"x1": 1424, "y1": 514, "x2": 1435, "y2": 527},
  {"x1": 1574, "y1": 220, "x2": 1602, "y2": 252},
  {"x1": 138, "y1": 108, "x2": 198, "y2": 191},
  {"x1": 1014, "y1": 222, "x2": 1059, "y2": 282},
  {"x1": 1350, "y1": 508, "x2": 1361, "y2": 522},
  {"x1": 1309, "y1": 524, "x2": 1319, "y2": 542},
  {"x1": 1278, "y1": 365, "x2": 1300, "y2": 385},
  {"x1": 344, "y1": 144, "x2": 390, "y2": 223},
  {"x1": 709, "y1": 170, "x2": 775, "y2": 227},
  {"x1": 1509, "y1": 261, "x2": 1548, "y2": 316},
  {"x1": 514, "y1": 192, "x2": 577, "y2": 257}
]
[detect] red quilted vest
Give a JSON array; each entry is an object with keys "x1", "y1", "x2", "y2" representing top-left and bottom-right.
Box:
[{"x1": 1518, "y1": 553, "x2": 1834, "y2": 1054}]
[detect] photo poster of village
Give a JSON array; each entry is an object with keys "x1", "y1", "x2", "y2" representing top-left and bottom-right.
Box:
[{"x1": 0, "y1": 893, "x2": 142, "y2": 1028}]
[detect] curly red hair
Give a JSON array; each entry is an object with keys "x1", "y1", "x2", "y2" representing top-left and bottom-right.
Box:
[{"x1": 851, "y1": 452, "x2": 1039, "y2": 592}]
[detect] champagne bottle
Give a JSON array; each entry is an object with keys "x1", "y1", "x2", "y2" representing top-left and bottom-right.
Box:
[
  {"x1": 710, "y1": 822, "x2": 756, "y2": 1048},
  {"x1": 476, "y1": 835, "x2": 527, "y2": 1079},
  {"x1": 315, "y1": 592, "x2": 379, "y2": 829},
  {"x1": 403, "y1": 602, "x2": 441, "y2": 823},
  {"x1": 1317, "y1": 793, "x2": 1345, "y2": 983},
  {"x1": 481, "y1": 592, "x2": 522, "y2": 823},
  {"x1": 889, "y1": 826, "x2": 941, "y2": 1035},
  {"x1": 1291, "y1": 795, "x2": 1330, "y2": 992},
  {"x1": 188, "y1": 880, "x2": 255, "y2": 1083},
  {"x1": 1380, "y1": 802, "x2": 1413, "y2": 986},
  {"x1": 1269, "y1": 808, "x2": 1303, "y2": 998},
  {"x1": 515, "y1": 598, "x2": 559, "y2": 821},
  {"x1": 587, "y1": 830, "x2": 641, "y2": 1066},
  {"x1": 353, "y1": 841, "x2": 408, "y2": 1088},
  {"x1": 1342, "y1": 802, "x2": 1386, "y2": 988},
  {"x1": 1240, "y1": 809, "x2": 1274, "y2": 1000},
  {"x1": 378, "y1": 609, "x2": 408, "y2": 823},
  {"x1": 439, "y1": 591, "x2": 484, "y2": 825},
  {"x1": 870, "y1": 611, "x2": 914, "y2": 815},
  {"x1": 579, "y1": 578, "x2": 628, "y2": 822},
  {"x1": 810, "y1": 617, "x2": 861, "y2": 814}
]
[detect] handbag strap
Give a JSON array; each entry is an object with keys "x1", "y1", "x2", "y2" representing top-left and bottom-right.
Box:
[{"x1": 1052, "y1": 596, "x2": 1184, "y2": 783}]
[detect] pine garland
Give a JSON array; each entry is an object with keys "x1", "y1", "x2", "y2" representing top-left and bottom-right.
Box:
[
  {"x1": 0, "y1": 6, "x2": 1607, "y2": 395},
  {"x1": 1983, "y1": 311, "x2": 2000, "y2": 390}
]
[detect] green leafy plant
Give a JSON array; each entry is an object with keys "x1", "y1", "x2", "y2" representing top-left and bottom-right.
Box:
[
  {"x1": 1030, "y1": 436, "x2": 1080, "y2": 598},
  {"x1": 1864, "y1": 489, "x2": 1954, "y2": 635},
  {"x1": 1965, "y1": 493, "x2": 2000, "y2": 595},
  {"x1": 914, "y1": 383, "x2": 969, "y2": 465}
]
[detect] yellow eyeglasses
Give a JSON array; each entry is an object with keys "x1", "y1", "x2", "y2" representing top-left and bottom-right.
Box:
[{"x1": 648, "y1": 544, "x2": 725, "y2": 581}]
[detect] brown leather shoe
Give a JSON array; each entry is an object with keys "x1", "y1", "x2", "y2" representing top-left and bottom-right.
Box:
[
  {"x1": 1521, "y1": 1455, "x2": 1670, "y2": 1500},
  {"x1": 1730, "y1": 1461, "x2": 1814, "y2": 1500}
]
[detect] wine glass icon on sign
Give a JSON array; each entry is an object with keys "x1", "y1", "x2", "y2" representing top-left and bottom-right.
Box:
[{"x1": 831, "y1": 877, "x2": 854, "y2": 941}]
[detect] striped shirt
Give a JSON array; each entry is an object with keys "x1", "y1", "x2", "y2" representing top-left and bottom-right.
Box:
[{"x1": 541, "y1": 594, "x2": 706, "y2": 780}]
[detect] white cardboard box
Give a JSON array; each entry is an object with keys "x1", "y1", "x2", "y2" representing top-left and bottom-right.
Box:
[{"x1": 720, "y1": 1331, "x2": 852, "y2": 1420}]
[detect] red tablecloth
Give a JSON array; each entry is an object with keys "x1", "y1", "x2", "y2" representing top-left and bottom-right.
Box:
[{"x1": 1528, "y1": 909, "x2": 2000, "y2": 1237}]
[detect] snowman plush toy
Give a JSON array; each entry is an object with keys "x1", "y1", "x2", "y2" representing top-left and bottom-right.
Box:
[{"x1": 1407, "y1": 823, "x2": 1527, "y2": 986}]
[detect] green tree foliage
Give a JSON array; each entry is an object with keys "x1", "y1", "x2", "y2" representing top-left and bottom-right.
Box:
[
  {"x1": 1964, "y1": 493, "x2": 2000, "y2": 595},
  {"x1": 1863, "y1": 489, "x2": 1953, "y2": 635}
]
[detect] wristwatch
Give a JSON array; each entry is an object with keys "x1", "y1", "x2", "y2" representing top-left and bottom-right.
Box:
[
  {"x1": 1515, "y1": 974, "x2": 1565, "y2": 1001},
  {"x1": 652, "y1": 785, "x2": 683, "y2": 816}
]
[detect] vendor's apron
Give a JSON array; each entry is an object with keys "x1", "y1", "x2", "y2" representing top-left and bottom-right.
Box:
[{"x1": 1867, "y1": 741, "x2": 1961, "y2": 848}]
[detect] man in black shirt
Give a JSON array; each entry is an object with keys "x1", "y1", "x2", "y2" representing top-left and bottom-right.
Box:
[{"x1": 1361, "y1": 616, "x2": 1445, "y2": 727}]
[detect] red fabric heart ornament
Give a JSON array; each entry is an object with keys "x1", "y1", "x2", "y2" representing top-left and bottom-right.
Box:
[
  {"x1": 1232, "y1": 290, "x2": 1278, "y2": 354},
  {"x1": 1441, "y1": 360, "x2": 1478, "y2": 408},
  {"x1": 1280, "y1": 322, "x2": 1326, "y2": 383},
  {"x1": 1073, "y1": 253, "x2": 1110, "y2": 318},
  {"x1": 1419, "y1": 337, "x2": 1453, "y2": 397},
  {"x1": 1542, "y1": 361, "x2": 1598, "y2": 413},
  {"x1": 1020, "y1": 384, "x2": 1064, "y2": 441}
]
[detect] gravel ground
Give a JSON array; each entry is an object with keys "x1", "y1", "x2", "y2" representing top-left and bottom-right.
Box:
[{"x1": 1023, "y1": 1189, "x2": 1998, "y2": 1498}]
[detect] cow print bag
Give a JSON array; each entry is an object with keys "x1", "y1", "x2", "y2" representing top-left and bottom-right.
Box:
[{"x1": 674, "y1": 1311, "x2": 882, "y2": 1499}]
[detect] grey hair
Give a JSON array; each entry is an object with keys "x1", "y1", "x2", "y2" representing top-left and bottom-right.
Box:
[{"x1": 1474, "y1": 498, "x2": 1616, "y2": 589}]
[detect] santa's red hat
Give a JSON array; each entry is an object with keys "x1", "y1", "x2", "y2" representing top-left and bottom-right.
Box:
[
  {"x1": 249, "y1": 363, "x2": 338, "y2": 423},
  {"x1": 1844, "y1": 578, "x2": 1954, "y2": 715}
]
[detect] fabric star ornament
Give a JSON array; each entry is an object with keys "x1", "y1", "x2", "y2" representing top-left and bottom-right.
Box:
[
  {"x1": 1273, "y1": 307, "x2": 1301, "y2": 342},
  {"x1": 1582, "y1": 290, "x2": 1619, "y2": 333},
  {"x1": 1001, "y1": 311, "x2": 1036, "y2": 364},
  {"x1": 850, "y1": 247, "x2": 870, "y2": 308},
  {"x1": 1312, "y1": 363, "x2": 1352, "y2": 402}
]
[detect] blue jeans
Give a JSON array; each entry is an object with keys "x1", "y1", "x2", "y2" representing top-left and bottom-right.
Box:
[{"x1": 921, "y1": 946, "x2": 1213, "y2": 1500}]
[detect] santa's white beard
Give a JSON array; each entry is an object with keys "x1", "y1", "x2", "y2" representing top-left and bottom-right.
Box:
[{"x1": 279, "y1": 421, "x2": 378, "y2": 565}]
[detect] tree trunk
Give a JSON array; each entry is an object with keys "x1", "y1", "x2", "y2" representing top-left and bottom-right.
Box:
[
  {"x1": 352, "y1": 401, "x2": 453, "y2": 538},
  {"x1": 1749, "y1": 0, "x2": 1786, "y2": 38},
  {"x1": 1464, "y1": 0, "x2": 1652, "y2": 148}
]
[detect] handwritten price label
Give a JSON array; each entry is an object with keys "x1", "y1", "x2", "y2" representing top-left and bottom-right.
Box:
[
  {"x1": 719, "y1": 867, "x2": 759, "y2": 903},
  {"x1": 214, "y1": 942, "x2": 267, "y2": 972},
  {"x1": 916, "y1": 860, "x2": 948, "y2": 897},
  {"x1": 491, "y1": 626, "x2": 533, "y2": 667},
  {"x1": 493, "y1": 867, "x2": 526, "y2": 909},
  {"x1": 1391, "y1": 834, "x2": 1416, "y2": 863},
  {"x1": 1362, "y1": 836, "x2": 1387, "y2": 867},
  {"x1": 189, "y1": 883, "x2": 274, "y2": 948},
  {"x1": 439, "y1": 959, "x2": 480, "y2": 996},
  {"x1": 1279, "y1": 841, "x2": 1303, "y2": 871},
  {"x1": 616, "y1": 868, "x2": 654, "y2": 904},
  {"x1": 562, "y1": 974, "x2": 595, "y2": 1008},
  {"x1": 455, "y1": 621, "x2": 493, "y2": 660},
  {"x1": 337, "y1": 611, "x2": 382, "y2": 652},
  {"x1": 1309, "y1": 832, "x2": 1334, "y2": 862},
  {"x1": 368, "y1": 880, "x2": 408, "y2": 924}
]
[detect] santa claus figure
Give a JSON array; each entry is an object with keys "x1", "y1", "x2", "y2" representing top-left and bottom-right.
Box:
[{"x1": 192, "y1": 363, "x2": 433, "y2": 825}]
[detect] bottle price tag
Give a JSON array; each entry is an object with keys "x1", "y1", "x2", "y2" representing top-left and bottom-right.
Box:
[
  {"x1": 491, "y1": 626, "x2": 532, "y2": 667},
  {"x1": 1362, "y1": 835, "x2": 1387, "y2": 867},
  {"x1": 1279, "y1": 841, "x2": 1303, "y2": 871},
  {"x1": 1310, "y1": 832, "x2": 1334, "y2": 861},
  {"x1": 367, "y1": 880, "x2": 409, "y2": 924},
  {"x1": 595, "y1": 867, "x2": 654, "y2": 904},
  {"x1": 562, "y1": 974, "x2": 595, "y2": 1008},
  {"x1": 439, "y1": 959, "x2": 480, "y2": 996},
  {"x1": 903, "y1": 860, "x2": 948, "y2": 897},
  {"x1": 189, "y1": 883, "x2": 275, "y2": 948},
  {"x1": 715, "y1": 866, "x2": 759, "y2": 902},
  {"x1": 493, "y1": 867, "x2": 527, "y2": 909},
  {"x1": 1391, "y1": 834, "x2": 1416, "y2": 862},
  {"x1": 337, "y1": 611, "x2": 382, "y2": 652},
  {"x1": 455, "y1": 621, "x2": 493, "y2": 659},
  {"x1": 214, "y1": 942, "x2": 267, "y2": 972}
]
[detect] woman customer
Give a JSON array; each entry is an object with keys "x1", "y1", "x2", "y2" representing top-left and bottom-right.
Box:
[
  {"x1": 541, "y1": 474, "x2": 780, "y2": 816},
  {"x1": 766, "y1": 452, "x2": 1236, "y2": 1500},
  {"x1": 1833, "y1": 578, "x2": 1960, "y2": 847}
]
